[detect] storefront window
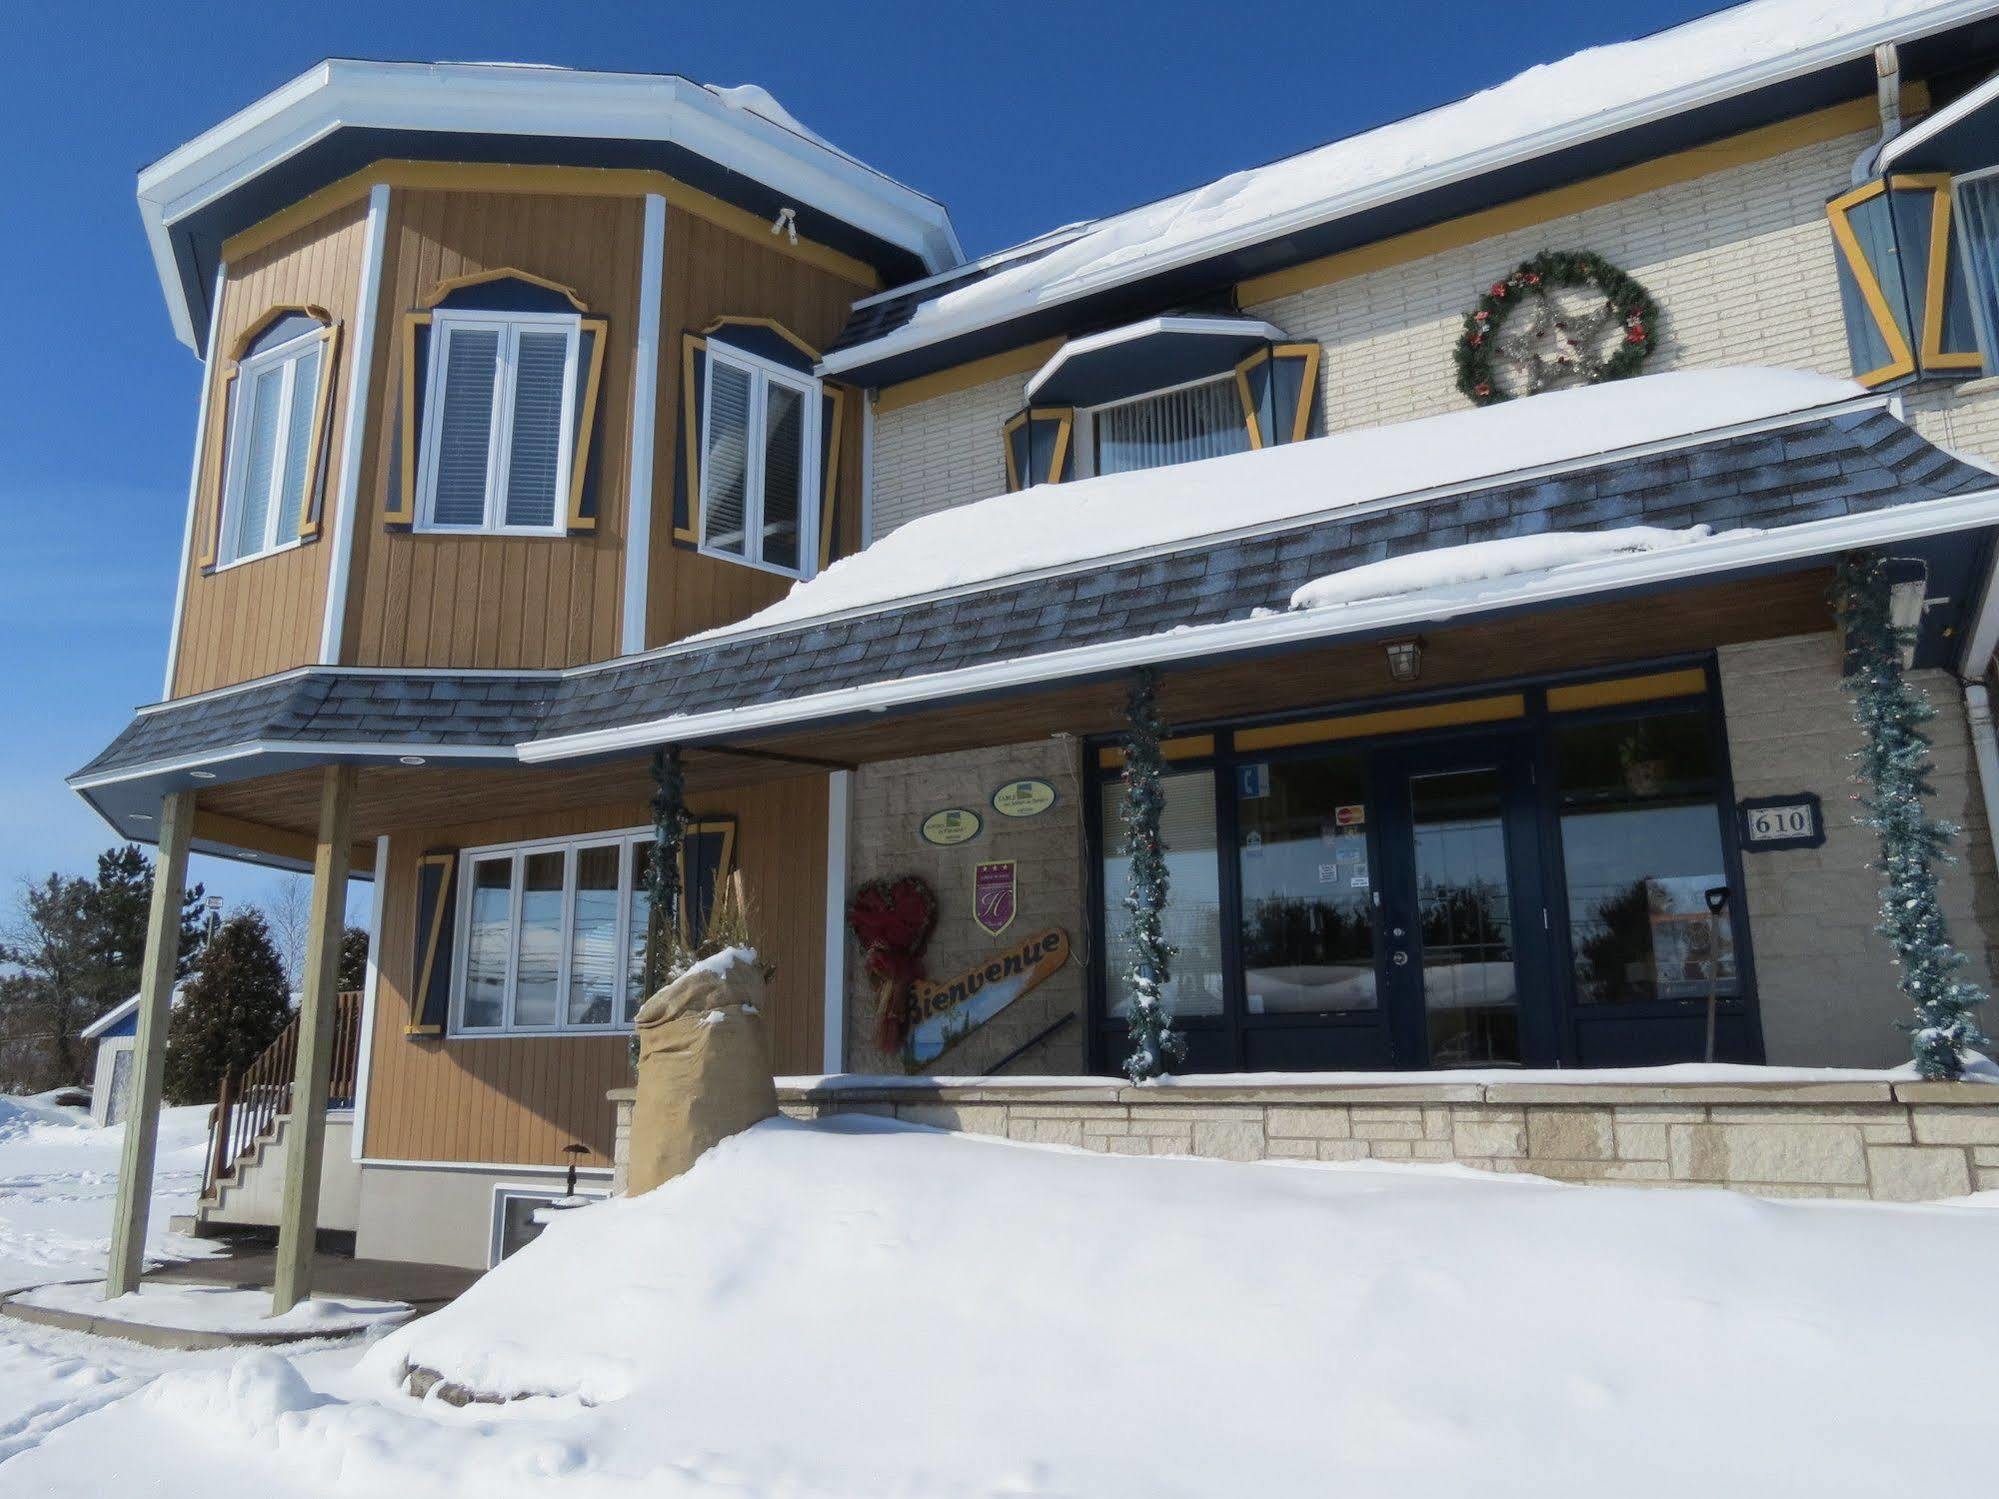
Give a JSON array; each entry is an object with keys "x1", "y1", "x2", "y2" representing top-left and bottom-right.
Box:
[
  {"x1": 1555, "y1": 709, "x2": 1737, "y2": 1005},
  {"x1": 1100, "y1": 771, "x2": 1226, "y2": 1018},
  {"x1": 1235, "y1": 753, "x2": 1377, "y2": 1014}
]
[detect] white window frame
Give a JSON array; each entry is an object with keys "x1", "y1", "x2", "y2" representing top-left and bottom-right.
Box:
[
  {"x1": 451, "y1": 825, "x2": 656, "y2": 1037},
  {"x1": 415, "y1": 308, "x2": 582, "y2": 537},
  {"x1": 216, "y1": 325, "x2": 326, "y2": 568},
  {"x1": 698, "y1": 341, "x2": 821, "y2": 579},
  {"x1": 489, "y1": 1182, "x2": 609, "y2": 1268},
  {"x1": 1952, "y1": 167, "x2": 1999, "y2": 374},
  {"x1": 1075, "y1": 370, "x2": 1251, "y2": 482}
]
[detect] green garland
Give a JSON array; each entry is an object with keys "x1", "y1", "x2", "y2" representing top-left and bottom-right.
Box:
[
  {"x1": 642, "y1": 745, "x2": 687, "y2": 999},
  {"x1": 1119, "y1": 667, "x2": 1186, "y2": 1083},
  {"x1": 1454, "y1": 250, "x2": 1659, "y2": 406},
  {"x1": 1833, "y1": 553, "x2": 1988, "y2": 1079}
]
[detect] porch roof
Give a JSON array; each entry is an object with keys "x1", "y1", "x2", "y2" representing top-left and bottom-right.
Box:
[{"x1": 73, "y1": 376, "x2": 1999, "y2": 848}]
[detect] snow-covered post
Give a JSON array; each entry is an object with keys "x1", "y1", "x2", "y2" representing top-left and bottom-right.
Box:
[
  {"x1": 1119, "y1": 667, "x2": 1186, "y2": 1083},
  {"x1": 644, "y1": 746, "x2": 687, "y2": 1000},
  {"x1": 1834, "y1": 553, "x2": 1989, "y2": 1079}
]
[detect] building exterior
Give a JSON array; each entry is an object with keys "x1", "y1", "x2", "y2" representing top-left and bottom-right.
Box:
[{"x1": 75, "y1": 4, "x2": 1999, "y2": 1271}]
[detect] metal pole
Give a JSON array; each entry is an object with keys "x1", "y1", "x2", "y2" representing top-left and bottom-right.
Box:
[{"x1": 1702, "y1": 886, "x2": 1731, "y2": 1064}]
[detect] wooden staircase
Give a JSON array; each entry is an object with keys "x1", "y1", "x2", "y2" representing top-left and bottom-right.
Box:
[{"x1": 201, "y1": 991, "x2": 363, "y2": 1208}]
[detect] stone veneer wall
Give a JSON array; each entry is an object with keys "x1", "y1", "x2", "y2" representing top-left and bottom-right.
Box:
[
  {"x1": 1718, "y1": 633, "x2": 1999, "y2": 1068},
  {"x1": 608, "y1": 1079, "x2": 1999, "y2": 1203},
  {"x1": 843, "y1": 738, "x2": 1090, "y2": 1075}
]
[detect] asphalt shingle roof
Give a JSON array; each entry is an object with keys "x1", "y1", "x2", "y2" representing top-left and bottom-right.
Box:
[{"x1": 75, "y1": 406, "x2": 1994, "y2": 783}]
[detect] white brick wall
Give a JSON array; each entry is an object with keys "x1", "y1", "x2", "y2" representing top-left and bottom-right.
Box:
[
  {"x1": 871, "y1": 371, "x2": 1025, "y2": 537},
  {"x1": 1244, "y1": 130, "x2": 1868, "y2": 434}
]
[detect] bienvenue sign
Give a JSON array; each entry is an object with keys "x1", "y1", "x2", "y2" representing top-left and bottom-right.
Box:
[{"x1": 905, "y1": 927, "x2": 1072, "y2": 1062}]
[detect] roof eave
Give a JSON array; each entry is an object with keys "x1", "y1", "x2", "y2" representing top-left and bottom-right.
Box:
[{"x1": 822, "y1": 0, "x2": 1999, "y2": 379}]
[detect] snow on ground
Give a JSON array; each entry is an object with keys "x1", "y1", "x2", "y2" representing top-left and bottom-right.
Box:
[
  {"x1": 6, "y1": 1112, "x2": 1995, "y2": 1497},
  {"x1": 0, "y1": 1095, "x2": 216, "y2": 1294},
  {"x1": 708, "y1": 369, "x2": 1860, "y2": 638},
  {"x1": 868, "y1": 0, "x2": 1956, "y2": 355},
  {"x1": 13, "y1": 1282, "x2": 411, "y2": 1338}
]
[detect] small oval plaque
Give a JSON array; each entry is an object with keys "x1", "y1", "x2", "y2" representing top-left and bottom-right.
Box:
[
  {"x1": 920, "y1": 807, "x2": 983, "y2": 846},
  {"x1": 991, "y1": 778, "x2": 1058, "y2": 819}
]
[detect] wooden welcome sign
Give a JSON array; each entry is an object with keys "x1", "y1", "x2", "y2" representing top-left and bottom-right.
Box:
[{"x1": 905, "y1": 927, "x2": 1071, "y2": 1063}]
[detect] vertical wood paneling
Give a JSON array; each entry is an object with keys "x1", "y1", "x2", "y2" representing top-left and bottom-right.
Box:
[
  {"x1": 361, "y1": 775, "x2": 829, "y2": 1166},
  {"x1": 647, "y1": 211, "x2": 873, "y2": 647},
  {"x1": 170, "y1": 199, "x2": 369, "y2": 696},
  {"x1": 345, "y1": 189, "x2": 644, "y2": 670}
]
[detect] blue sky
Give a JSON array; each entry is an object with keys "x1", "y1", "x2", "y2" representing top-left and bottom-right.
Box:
[{"x1": 0, "y1": 0, "x2": 1719, "y2": 919}]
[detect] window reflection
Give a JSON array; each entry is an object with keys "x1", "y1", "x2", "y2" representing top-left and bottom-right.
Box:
[
  {"x1": 1556, "y1": 710, "x2": 1736, "y2": 1005},
  {"x1": 1100, "y1": 772, "x2": 1226, "y2": 1018},
  {"x1": 1411, "y1": 768, "x2": 1520, "y2": 1065},
  {"x1": 1235, "y1": 754, "x2": 1377, "y2": 1014}
]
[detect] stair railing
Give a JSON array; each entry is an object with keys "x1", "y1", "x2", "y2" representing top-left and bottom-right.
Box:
[{"x1": 203, "y1": 990, "x2": 364, "y2": 1198}]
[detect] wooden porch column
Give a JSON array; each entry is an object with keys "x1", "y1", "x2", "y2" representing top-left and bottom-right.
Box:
[
  {"x1": 271, "y1": 765, "x2": 356, "y2": 1316},
  {"x1": 103, "y1": 789, "x2": 195, "y2": 1299}
]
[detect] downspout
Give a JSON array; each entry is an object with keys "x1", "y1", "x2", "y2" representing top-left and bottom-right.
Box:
[
  {"x1": 1852, "y1": 42, "x2": 1905, "y2": 184},
  {"x1": 1964, "y1": 682, "x2": 1999, "y2": 878}
]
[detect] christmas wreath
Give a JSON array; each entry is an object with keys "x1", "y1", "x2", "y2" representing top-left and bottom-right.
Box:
[
  {"x1": 1454, "y1": 250, "x2": 1659, "y2": 406},
  {"x1": 848, "y1": 875, "x2": 938, "y2": 1056}
]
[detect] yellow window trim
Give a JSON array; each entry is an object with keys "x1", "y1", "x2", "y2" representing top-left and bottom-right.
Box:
[
  {"x1": 1235, "y1": 694, "x2": 1526, "y2": 752},
  {"x1": 676, "y1": 820, "x2": 738, "y2": 943},
  {"x1": 819, "y1": 383, "x2": 847, "y2": 569},
  {"x1": 200, "y1": 309, "x2": 343, "y2": 563},
  {"x1": 675, "y1": 333, "x2": 706, "y2": 543},
  {"x1": 1001, "y1": 408, "x2": 1027, "y2": 491},
  {"x1": 1273, "y1": 342, "x2": 1322, "y2": 443},
  {"x1": 704, "y1": 315, "x2": 822, "y2": 362},
  {"x1": 1826, "y1": 177, "x2": 1918, "y2": 386},
  {"x1": 1043, "y1": 408, "x2": 1073, "y2": 484},
  {"x1": 1885, "y1": 172, "x2": 1986, "y2": 373},
  {"x1": 411, "y1": 851, "x2": 457, "y2": 1020},
  {"x1": 1233, "y1": 347, "x2": 1269, "y2": 450},
  {"x1": 420, "y1": 267, "x2": 588, "y2": 313},
  {"x1": 565, "y1": 316, "x2": 610, "y2": 532},
  {"x1": 1545, "y1": 667, "x2": 1708, "y2": 712},
  {"x1": 221, "y1": 161, "x2": 880, "y2": 292},
  {"x1": 1096, "y1": 734, "x2": 1217, "y2": 769},
  {"x1": 389, "y1": 310, "x2": 432, "y2": 525}
]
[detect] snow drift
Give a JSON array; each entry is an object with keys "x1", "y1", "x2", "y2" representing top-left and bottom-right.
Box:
[{"x1": 349, "y1": 1114, "x2": 1999, "y2": 1498}]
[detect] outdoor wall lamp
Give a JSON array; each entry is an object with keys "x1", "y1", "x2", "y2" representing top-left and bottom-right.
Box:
[{"x1": 1384, "y1": 638, "x2": 1424, "y2": 683}]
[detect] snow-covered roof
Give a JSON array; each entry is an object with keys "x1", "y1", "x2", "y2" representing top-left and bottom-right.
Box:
[
  {"x1": 824, "y1": 0, "x2": 1999, "y2": 375},
  {"x1": 138, "y1": 60, "x2": 964, "y2": 350},
  {"x1": 80, "y1": 987, "x2": 183, "y2": 1041},
  {"x1": 717, "y1": 369, "x2": 1872, "y2": 637}
]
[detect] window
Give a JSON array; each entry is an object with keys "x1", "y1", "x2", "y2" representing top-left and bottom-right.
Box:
[
  {"x1": 700, "y1": 344, "x2": 819, "y2": 577},
  {"x1": 1554, "y1": 708, "x2": 1738, "y2": 1006},
  {"x1": 218, "y1": 327, "x2": 326, "y2": 565},
  {"x1": 453, "y1": 831, "x2": 654, "y2": 1034},
  {"x1": 1098, "y1": 771, "x2": 1226, "y2": 1019},
  {"x1": 1956, "y1": 172, "x2": 1999, "y2": 371},
  {"x1": 489, "y1": 1184, "x2": 606, "y2": 1267},
  {"x1": 1089, "y1": 375, "x2": 1252, "y2": 478},
  {"x1": 417, "y1": 310, "x2": 581, "y2": 535}
]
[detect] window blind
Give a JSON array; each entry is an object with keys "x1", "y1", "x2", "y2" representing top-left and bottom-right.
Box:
[
  {"x1": 432, "y1": 327, "x2": 501, "y2": 527},
  {"x1": 1095, "y1": 376, "x2": 1249, "y2": 477},
  {"x1": 761, "y1": 380, "x2": 805, "y2": 572},
  {"x1": 703, "y1": 359, "x2": 753, "y2": 554},
  {"x1": 505, "y1": 329, "x2": 569, "y2": 528},
  {"x1": 278, "y1": 345, "x2": 321, "y2": 532},
  {"x1": 232, "y1": 366, "x2": 286, "y2": 559}
]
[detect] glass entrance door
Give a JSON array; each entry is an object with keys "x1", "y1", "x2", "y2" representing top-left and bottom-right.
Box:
[{"x1": 1373, "y1": 737, "x2": 1551, "y2": 1067}]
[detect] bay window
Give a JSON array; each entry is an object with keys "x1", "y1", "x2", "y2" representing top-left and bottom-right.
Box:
[
  {"x1": 699, "y1": 343, "x2": 820, "y2": 577},
  {"x1": 417, "y1": 309, "x2": 581, "y2": 535},
  {"x1": 1090, "y1": 375, "x2": 1253, "y2": 478}
]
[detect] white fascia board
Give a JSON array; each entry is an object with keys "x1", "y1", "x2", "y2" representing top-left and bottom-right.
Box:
[
  {"x1": 81, "y1": 994, "x2": 142, "y2": 1041},
  {"x1": 68, "y1": 739, "x2": 521, "y2": 793},
  {"x1": 821, "y1": 0, "x2": 1999, "y2": 376},
  {"x1": 1024, "y1": 316, "x2": 1288, "y2": 401},
  {"x1": 519, "y1": 487, "x2": 1999, "y2": 764},
  {"x1": 140, "y1": 60, "x2": 961, "y2": 348},
  {"x1": 1879, "y1": 64, "x2": 1999, "y2": 169}
]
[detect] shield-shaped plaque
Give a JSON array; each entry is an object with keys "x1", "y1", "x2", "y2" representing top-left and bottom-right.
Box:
[{"x1": 973, "y1": 861, "x2": 1017, "y2": 937}]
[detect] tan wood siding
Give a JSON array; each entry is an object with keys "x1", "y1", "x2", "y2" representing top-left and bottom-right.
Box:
[
  {"x1": 170, "y1": 199, "x2": 369, "y2": 697},
  {"x1": 341, "y1": 188, "x2": 644, "y2": 670},
  {"x1": 360, "y1": 774, "x2": 828, "y2": 1167},
  {"x1": 647, "y1": 210, "x2": 870, "y2": 647}
]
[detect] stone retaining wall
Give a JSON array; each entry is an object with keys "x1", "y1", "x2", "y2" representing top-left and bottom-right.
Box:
[{"x1": 612, "y1": 1078, "x2": 1999, "y2": 1203}]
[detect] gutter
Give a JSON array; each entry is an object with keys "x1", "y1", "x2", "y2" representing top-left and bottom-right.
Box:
[
  {"x1": 519, "y1": 485, "x2": 1999, "y2": 763},
  {"x1": 823, "y1": 0, "x2": 1999, "y2": 377}
]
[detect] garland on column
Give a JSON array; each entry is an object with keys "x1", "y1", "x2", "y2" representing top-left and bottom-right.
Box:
[
  {"x1": 1834, "y1": 553, "x2": 1989, "y2": 1079},
  {"x1": 642, "y1": 745, "x2": 687, "y2": 1001},
  {"x1": 1119, "y1": 667, "x2": 1186, "y2": 1083}
]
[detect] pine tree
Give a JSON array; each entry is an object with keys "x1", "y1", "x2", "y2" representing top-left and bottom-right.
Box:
[
  {"x1": 163, "y1": 910, "x2": 292, "y2": 1105},
  {"x1": 1119, "y1": 667, "x2": 1186, "y2": 1082},
  {"x1": 1834, "y1": 553, "x2": 1989, "y2": 1079},
  {"x1": 337, "y1": 927, "x2": 370, "y2": 992}
]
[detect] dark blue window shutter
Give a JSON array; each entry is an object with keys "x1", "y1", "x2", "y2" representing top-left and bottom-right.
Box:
[
  {"x1": 678, "y1": 819, "x2": 738, "y2": 944},
  {"x1": 407, "y1": 850, "x2": 458, "y2": 1037},
  {"x1": 1001, "y1": 407, "x2": 1075, "y2": 490},
  {"x1": 818, "y1": 384, "x2": 846, "y2": 568},
  {"x1": 672, "y1": 335, "x2": 708, "y2": 547}
]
